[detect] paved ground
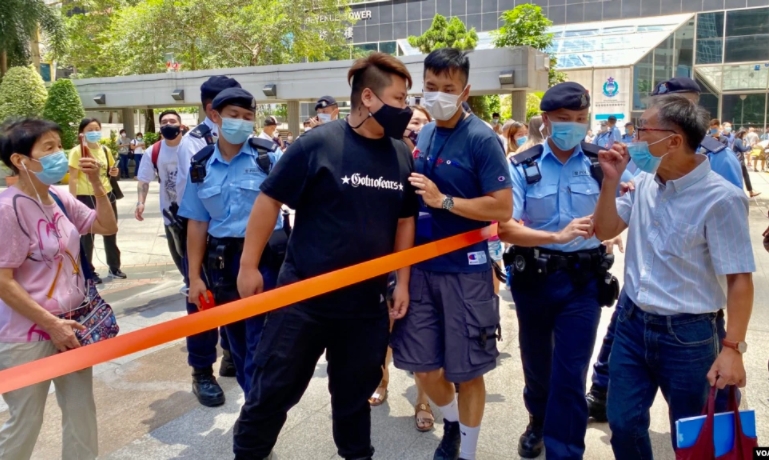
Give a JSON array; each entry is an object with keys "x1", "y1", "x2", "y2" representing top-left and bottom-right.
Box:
[{"x1": 1, "y1": 172, "x2": 769, "y2": 460}]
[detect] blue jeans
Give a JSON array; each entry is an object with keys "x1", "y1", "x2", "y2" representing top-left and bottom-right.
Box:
[
  {"x1": 607, "y1": 291, "x2": 722, "y2": 459},
  {"x1": 511, "y1": 270, "x2": 601, "y2": 460},
  {"x1": 118, "y1": 153, "x2": 130, "y2": 177},
  {"x1": 590, "y1": 305, "x2": 620, "y2": 391},
  {"x1": 134, "y1": 153, "x2": 143, "y2": 177}
]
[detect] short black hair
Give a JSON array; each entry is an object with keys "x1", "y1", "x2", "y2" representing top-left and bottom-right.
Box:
[
  {"x1": 648, "y1": 94, "x2": 709, "y2": 152},
  {"x1": 159, "y1": 110, "x2": 181, "y2": 124},
  {"x1": 608, "y1": 115, "x2": 617, "y2": 123},
  {"x1": 119, "y1": 128, "x2": 126, "y2": 134},
  {"x1": 1, "y1": 118, "x2": 62, "y2": 173},
  {"x1": 347, "y1": 52, "x2": 413, "y2": 109},
  {"x1": 79, "y1": 118, "x2": 101, "y2": 134},
  {"x1": 136, "y1": 132, "x2": 143, "y2": 136},
  {"x1": 424, "y1": 48, "x2": 471, "y2": 87},
  {"x1": 492, "y1": 112, "x2": 500, "y2": 118},
  {"x1": 625, "y1": 122, "x2": 633, "y2": 127}
]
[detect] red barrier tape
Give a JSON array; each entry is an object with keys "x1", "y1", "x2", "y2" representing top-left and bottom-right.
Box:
[{"x1": 0, "y1": 224, "x2": 497, "y2": 394}]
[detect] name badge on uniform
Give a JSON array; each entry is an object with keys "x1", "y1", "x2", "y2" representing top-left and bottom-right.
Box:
[
  {"x1": 467, "y1": 251, "x2": 488, "y2": 266},
  {"x1": 573, "y1": 170, "x2": 590, "y2": 177},
  {"x1": 245, "y1": 168, "x2": 259, "y2": 174}
]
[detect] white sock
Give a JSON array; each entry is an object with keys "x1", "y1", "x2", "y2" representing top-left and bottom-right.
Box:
[
  {"x1": 437, "y1": 396, "x2": 459, "y2": 423},
  {"x1": 459, "y1": 423, "x2": 480, "y2": 460}
]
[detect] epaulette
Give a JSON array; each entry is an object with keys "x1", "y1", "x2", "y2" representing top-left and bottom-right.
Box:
[
  {"x1": 700, "y1": 136, "x2": 726, "y2": 154},
  {"x1": 510, "y1": 145, "x2": 544, "y2": 167},
  {"x1": 580, "y1": 141, "x2": 604, "y2": 189},
  {"x1": 189, "y1": 123, "x2": 215, "y2": 145},
  {"x1": 248, "y1": 137, "x2": 278, "y2": 174}
]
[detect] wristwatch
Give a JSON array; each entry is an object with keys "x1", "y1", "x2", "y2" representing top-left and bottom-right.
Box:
[
  {"x1": 721, "y1": 339, "x2": 748, "y2": 354},
  {"x1": 441, "y1": 194, "x2": 454, "y2": 211}
]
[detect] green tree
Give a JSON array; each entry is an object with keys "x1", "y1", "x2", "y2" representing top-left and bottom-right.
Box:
[
  {"x1": 0, "y1": 65, "x2": 48, "y2": 121},
  {"x1": 493, "y1": 4, "x2": 566, "y2": 87},
  {"x1": 43, "y1": 79, "x2": 86, "y2": 149},
  {"x1": 62, "y1": 0, "x2": 354, "y2": 77},
  {"x1": 526, "y1": 92, "x2": 544, "y2": 121},
  {"x1": 0, "y1": 0, "x2": 66, "y2": 76},
  {"x1": 408, "y1": 15, "x2": 478, "y2": 53}
]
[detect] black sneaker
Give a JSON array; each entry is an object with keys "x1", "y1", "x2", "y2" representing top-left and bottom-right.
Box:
[
  {"x1": 109, "y1": 269, "x2": 127, "y2": 279},
  {"x1": 518, "y1": 416, "x2": 544, "y2": 459},
  {"x1": 219, "y1": 349, "x2": 236, "y2": 378},
  {"x1": 192, "y1": 369, "x2": 225, "y2": 407},
  {"x1": 587, "y1": 386, "x2": 608, "y2": 422},
  {"x1": 433, "y1": 419, "x2": 461, "y2": 460},
  {"x1": 93, "y1": 274, "x2": 103, "y2": 285}
]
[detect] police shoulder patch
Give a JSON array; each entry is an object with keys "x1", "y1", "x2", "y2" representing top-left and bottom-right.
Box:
[{"x1": 700, "y1": 135, "x2": 726, "y2": 154}]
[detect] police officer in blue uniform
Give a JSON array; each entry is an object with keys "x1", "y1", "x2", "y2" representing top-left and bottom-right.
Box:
[
  {"x1": 179, "y1": 87, "x2": 286, "y2": 396},
  {"x1": 498, "y1": 82, "x2": 621, "y2": 459},
  {"x1": 621, "y1": 122, "x2": 636, "y2": 144},
  {"x1": 172, "y1": 76, "x2": 242, "y2": 406},
  {"x1": 586, "y1": 76, "x2": 743, "y2": 422}
]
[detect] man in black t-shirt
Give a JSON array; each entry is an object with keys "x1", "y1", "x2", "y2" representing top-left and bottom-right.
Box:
[{"x1": 233, "y1": 53, "x2": 418, "y2": 460}]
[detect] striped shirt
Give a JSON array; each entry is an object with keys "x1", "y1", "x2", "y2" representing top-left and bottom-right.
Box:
[{"x1": 617, "y1": 155, "x2": 755, "y2": 315}]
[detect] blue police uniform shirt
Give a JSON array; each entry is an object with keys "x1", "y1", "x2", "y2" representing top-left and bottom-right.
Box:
[
  {"x1": 178, "y1": 141, "x2": 283, "y2": 238},
  {"x1": 705, "y1": 147, "x2": 743, "y2": 188},
  {"x1": 511, "y1": 141, "x2": 604, "y2": 252},
  {"x1": 414, "y1": 114, "x2": 512, "y2": 273},
  {"x1": 621, "y1": 133, "x2": 636, "y2": 144}
]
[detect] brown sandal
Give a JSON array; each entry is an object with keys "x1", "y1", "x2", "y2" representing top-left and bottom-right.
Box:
[
  {"x1": 415, "y1": 402, "x2": 435, "y2": 432},
  {"x1": 369, "y1": 384, "x2": 388, "y2": 406}
]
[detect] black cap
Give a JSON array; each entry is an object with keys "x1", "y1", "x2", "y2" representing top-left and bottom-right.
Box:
[
  {"x1": 652, "y1": 77, "x2": 701, "y2": 96},
  {"x1": 200, "y1": 76, "x2": 241, "y2": 104},
  {"x1": 540, "y1": 82, "x2": 590, "y2": 112},
  {"x1": 211, "y1": 88, "x2": 256, "y2": 112},
  {"x1": 315, "y1": 96, "x2": 337, "y2": 110},
  {"x1": 264, "y1": 116, "x2": 278, "y2": 127}
]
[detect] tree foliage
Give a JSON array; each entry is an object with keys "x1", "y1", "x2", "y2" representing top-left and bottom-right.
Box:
[
  {"x1": 0, "y1": 65, "x2": 48, "y2": 121},
  {"x1": 43, "y1": 79, "x2": 86, "y2": 149},
  {"x1": 60, "y1": 0, "x2": 353, "y2": 78},
  {"x1": 0, "y1": 0, "x2": 66, "y2": 75},
  {"x1": 408, "y1": 15, "x2": 478, "y2": 53},
  {"x1": 492, "y1": 4, "x2": 566, "y2": 87}
]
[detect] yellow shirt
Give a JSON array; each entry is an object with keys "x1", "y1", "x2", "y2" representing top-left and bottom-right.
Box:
[{"x1": 68, "y1": 145, "x2": 114, "y2": 196}]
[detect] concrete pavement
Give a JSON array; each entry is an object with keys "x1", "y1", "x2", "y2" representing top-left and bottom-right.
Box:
[{"x1": 1, "y1": 171, "x2": 769, "y2": 459}]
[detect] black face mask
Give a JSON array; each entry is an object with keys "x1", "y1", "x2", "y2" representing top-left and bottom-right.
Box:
[
  {"x1": 353, "y1": 92, "x2": 413, "y2": 139},
  {"x1": 160, "y1": 125, "x2": 181, "y2": 140},
  {"x1": 406, "y1": 129, "x2": 418, "y2": 144}
]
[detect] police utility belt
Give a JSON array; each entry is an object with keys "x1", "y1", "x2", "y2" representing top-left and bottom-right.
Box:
[{"x1": 503, "y1": 246, "x2": 619, "y2": 308}]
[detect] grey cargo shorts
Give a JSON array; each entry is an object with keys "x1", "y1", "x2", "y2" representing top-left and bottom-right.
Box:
[{"x1": 391, "y1": 267, "x2": 501, "y2": 383}]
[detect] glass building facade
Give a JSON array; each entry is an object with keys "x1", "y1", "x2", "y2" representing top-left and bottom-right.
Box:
[{"x1": 321, "y1": 1, "x2": 769, "y2": 129}]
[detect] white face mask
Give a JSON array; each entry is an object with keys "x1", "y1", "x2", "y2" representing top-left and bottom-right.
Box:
[
  {"x1": 287, "y1": 136, "x2": 294, "y2": 142},
  {"x1": 422, "y1": 89, "x2": 465, "y2": 121},
  {"x1": 318, "y1": 113, "x2": 332, "y2": 124}
]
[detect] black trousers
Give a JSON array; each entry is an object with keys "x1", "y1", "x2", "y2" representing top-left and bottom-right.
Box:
[
  {"x1": 77, "y1": 194, "x2": 121, "y2": 272},
  {"x1": 233, "y1": 302, "x2": 389, "y2": 460},
  {"x1": 163, "y1": 224, "x2": 184, "y2": 276}
]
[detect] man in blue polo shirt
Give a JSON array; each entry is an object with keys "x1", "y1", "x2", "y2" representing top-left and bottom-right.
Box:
[{"x1": 392, "y1": 48, "x2": 513, "y2": 460}]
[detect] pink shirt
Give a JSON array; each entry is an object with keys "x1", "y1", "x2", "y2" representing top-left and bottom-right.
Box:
[{"x1": 0, "y1": 187, "x2": 96, "y2": 343}]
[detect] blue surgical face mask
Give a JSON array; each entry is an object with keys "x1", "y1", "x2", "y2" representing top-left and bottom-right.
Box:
[
  {"x1": 29, "y1": 151, "x2": 69, "y2": 185},
  {"x1": 548, "y1": 121, "x2": 588, "y2": 151},
  {"x1": 627, "y1": 136, "x2": 672, "y2": 174},
  {"x1": 709, "y1": 128, "x2": 719, "y2": 135},
  {"x1": 516, "y1": 136, "x2": 528, "y2": 147},
  {"x1": 84, "y1": 131, "x2": 102, "y2": 143},
  {"x1": 220, "y1": 117, "x2": 254, "y2": 144}
]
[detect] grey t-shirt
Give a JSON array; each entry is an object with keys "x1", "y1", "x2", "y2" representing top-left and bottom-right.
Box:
[{"x1": 117, "y1": 136, "x2": 131, "y2": 154}]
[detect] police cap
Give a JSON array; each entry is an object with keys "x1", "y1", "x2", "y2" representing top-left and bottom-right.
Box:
[
  {"x1": 211, "y1": 88, "x2": 256, "y2": 112},
  {"x1": 200, "y1": 76, "x2": 241, "y2": 103},
  {"x1": 540, "y1": 82, "x2": 590, "y2": 112},
  {"x1": 315, "y1": 96, "x2": 337, "y2": 110},
  {"x1": 652, "y1": 77, "x2": 701, "y2": 96}
]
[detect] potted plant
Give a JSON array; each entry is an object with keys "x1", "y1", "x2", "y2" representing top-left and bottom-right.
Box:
[{"x1": 1, "y1": 163, "x2": 18, "y2": 187}]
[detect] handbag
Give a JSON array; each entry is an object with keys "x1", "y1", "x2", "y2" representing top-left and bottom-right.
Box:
[
  {"x1": 675, "y1": 386, "x2": 758, "y2": 460},
  {"x1": 50, "y1": 192, "x2": 120, "y2": 345},
  {"x1": 103, "y1": 146, "x2": 124, "y2": 200}
]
